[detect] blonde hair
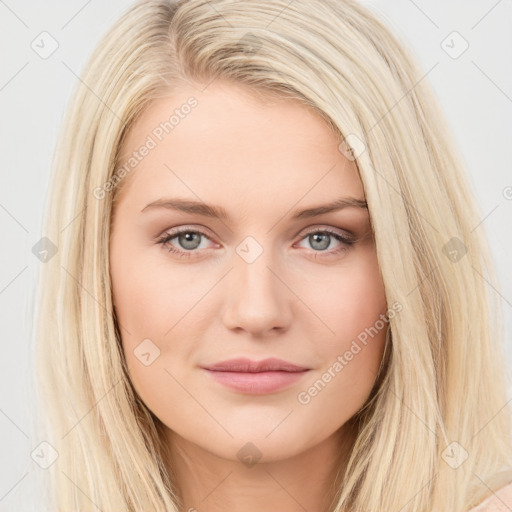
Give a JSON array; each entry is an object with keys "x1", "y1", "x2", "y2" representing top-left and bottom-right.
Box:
[{"x1": 34, "y1": 0, "x2": 512, "y2": 510}]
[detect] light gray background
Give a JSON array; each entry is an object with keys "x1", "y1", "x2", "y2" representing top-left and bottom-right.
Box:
[{"x1": 1, "y1": 1, "x2": 511, "y2": 509}]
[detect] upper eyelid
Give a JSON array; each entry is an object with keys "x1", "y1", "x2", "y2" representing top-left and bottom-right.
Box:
[{"x1": 159, "y1": 225, "x2": 354, "y2": 246}]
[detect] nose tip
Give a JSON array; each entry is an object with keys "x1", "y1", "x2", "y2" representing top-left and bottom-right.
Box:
[{"x1": 220, "y1": 247, "x2": 292, "y2": 336}]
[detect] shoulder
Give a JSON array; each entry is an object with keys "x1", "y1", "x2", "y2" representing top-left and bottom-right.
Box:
[{"x1": 469, "y1": 482, "x2": 512, "y2": 511}]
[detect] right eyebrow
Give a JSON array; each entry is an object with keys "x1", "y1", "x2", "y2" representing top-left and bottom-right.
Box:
[{"x1": 141, "y1": 198, "x2": 230, "y2": 218}]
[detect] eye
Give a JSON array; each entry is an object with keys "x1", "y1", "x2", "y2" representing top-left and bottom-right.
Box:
[
  {"x1": 155, "y1": 226, "x2": 357, "y2": 260},
  {"x1": 155, "y1": 227, "x2": 216, "y2": 259},
  {"x1": 294, "y1": 228, "x2": 356, "y2": 259}
]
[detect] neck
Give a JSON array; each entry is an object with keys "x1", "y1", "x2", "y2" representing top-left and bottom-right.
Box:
[{"x1": 161, "y1": 424, "x2": 355, "y2": 512}]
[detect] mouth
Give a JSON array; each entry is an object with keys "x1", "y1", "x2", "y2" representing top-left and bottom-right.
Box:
[{"x1": 200, "y1": 357, "x2": 310, "y2": 394}]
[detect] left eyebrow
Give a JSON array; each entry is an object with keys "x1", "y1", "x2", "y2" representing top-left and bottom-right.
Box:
[
  {"x1": 290, "y1": 197, "x2": 368, "y2": 220},
  {"x1": 140, "y1": 197, "x2": 368, "y2": 220}
]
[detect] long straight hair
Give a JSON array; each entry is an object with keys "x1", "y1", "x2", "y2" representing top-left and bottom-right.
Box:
[{"x1": 34, "y1": 0, "x2": 512, "y2": 510}]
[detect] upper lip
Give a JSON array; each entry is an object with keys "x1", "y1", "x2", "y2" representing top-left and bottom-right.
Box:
[{"x1": 201, "y1": 357, "x2": 309, "y2": 373}]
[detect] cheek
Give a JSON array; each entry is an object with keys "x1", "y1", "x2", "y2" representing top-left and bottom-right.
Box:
[
  {"x1": 301, "y1": 249, "x2": 387, "y2": 405},
  {"x1": 110, "y1": 257, "x2": 181, "y2": 415},
  {"x1": 110, "y1": 234, "x2": 200, "y2": 338},
  {"x1": 313, "y1": 248, "x2": 387, "y2": 347},
  {"x1": 110, "y1": 235, "x2": 207, "y2": 411}
]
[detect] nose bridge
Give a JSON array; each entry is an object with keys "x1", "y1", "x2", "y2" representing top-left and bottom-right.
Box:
[{"x1": 221, "y1": 234, "x2": 291, "y2": 334}]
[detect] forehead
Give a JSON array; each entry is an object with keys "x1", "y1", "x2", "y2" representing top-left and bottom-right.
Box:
[{"x1": 113, "y1": 80, "x2": 364, "y2": 214}]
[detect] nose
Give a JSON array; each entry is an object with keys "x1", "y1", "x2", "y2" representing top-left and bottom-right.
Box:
[{"x1": 221, "y1": 245, "x2": 293, "y2": 337}]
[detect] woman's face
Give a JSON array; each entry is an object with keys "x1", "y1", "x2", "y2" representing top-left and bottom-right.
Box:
[{"x1": 110, "y1": 80, "x2": 388, "y2": 464}]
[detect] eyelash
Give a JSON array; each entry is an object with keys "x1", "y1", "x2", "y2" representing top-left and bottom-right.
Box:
[{"x1": 155, "y1": 227, "x2": 356, "y2": 260}]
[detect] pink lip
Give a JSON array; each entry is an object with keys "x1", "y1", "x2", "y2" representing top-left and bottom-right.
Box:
[
  {"x1": 201, "y1": 357, "x2": 310, "y2": 394},
  {"x1": 202, "y1": 357, "x2": 309, "y2": 372}
]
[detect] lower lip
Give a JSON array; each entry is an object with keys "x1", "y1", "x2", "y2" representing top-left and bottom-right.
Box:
[{"x1": 203, "y1": 369, "x2": 309, "y2": 394}]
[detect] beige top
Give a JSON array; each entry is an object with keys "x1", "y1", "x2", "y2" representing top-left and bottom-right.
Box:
[{"x1": 469, "y1": 482, "x2": 512, "y2": 511}]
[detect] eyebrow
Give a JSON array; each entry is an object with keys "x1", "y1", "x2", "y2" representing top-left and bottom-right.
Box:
[{"x1": 141, "y1": 197, "x2": 368, "y2": 220}]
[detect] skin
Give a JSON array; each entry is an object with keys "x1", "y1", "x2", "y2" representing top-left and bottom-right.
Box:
[{"x1": 109, "y1": 79, "x2": 388, "y2": 512}]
